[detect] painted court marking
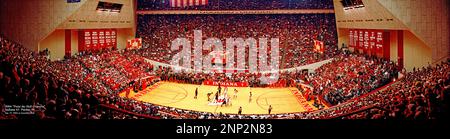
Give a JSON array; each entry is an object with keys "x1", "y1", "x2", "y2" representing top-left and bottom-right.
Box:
[{"x1": 120, "y1": 82, "x2": 314, "y2": 114}]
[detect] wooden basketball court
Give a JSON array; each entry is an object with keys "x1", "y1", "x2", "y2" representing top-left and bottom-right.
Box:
[{"x1": 118, "y1": 82, "x2": 317, "y2": 114}]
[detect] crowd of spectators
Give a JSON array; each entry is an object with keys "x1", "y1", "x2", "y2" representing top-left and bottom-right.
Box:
[
  {"x1": 0, "y1": 35, "x2": 104, "y2": 119},
  {"x1": 90, "y1": 49, "x2": 446, "y2": 119},
  {"x1": 7, "y1": 0, "x2": 441, "y2": 121},
  {"x1": 137, "y1": 14, "x2": 337, "y2": 69},
  {"x1": 120, "y1": 60, "x2": 448, "y2": 119},
  {"x1": 137, "y1": 0, "x2": 334, "y2": 11},
  {"x1": 307, "y1": 53, "x2": 398, "y2": 106},
  {"x1": 1, "y1": 19, "x2": 448, "y2": 120},
  {"x1": 0, "y1": 36, "x2": 156, "y2": 119},
  {"x1": 77, "y1": 50, "x2": 155, "y2": 93},
  {"x1": 342, "y1": 62, "x2": 450, "y2": 119},
  {"x1": 99, "y1": 60, "x2": 449, "y2": 120}
]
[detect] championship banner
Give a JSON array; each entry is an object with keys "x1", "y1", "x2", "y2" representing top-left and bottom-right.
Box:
[
  {"x1": 369, "y1": 31, "x2": 376, "y2": 55},
  {"x1": 79, "y1": 29, "x2": 117, "y2": 52},
  {"x1": 375, "y1": 31, "x2": 384, "y2": 53},
  {"x1": 358, "y1": 30, "x2": 364, "y2": 51},
  {"x1": 363, "y1": 30, "x2": 369, "y2": 53},
  {"x1": 170, "y1": 0, "x2": 207, "y2": 7},
  {"x1": 349, "y1": 29, "x2": 354, "y2": 48},
  {"x1": 349, "y1": 29, "x2": 384, "y2": 54},
  {"x1": 202, "y1": 80, "x2": 249, "y2": 87}
]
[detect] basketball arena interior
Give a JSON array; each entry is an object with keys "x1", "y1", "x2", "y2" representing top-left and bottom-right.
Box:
[{"x1": 0, "y1": 0, "x2": 449, "y2": 120}]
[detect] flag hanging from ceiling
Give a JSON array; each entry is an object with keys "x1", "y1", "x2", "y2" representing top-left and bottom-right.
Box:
[
  {"x1": 170, "y1": 0, "x2": 207, "y2": 7},
  {"x1": 313, "y1": 40, "x2": 325, "y2": 54},
  {"x1": 127, "y1": 38, "x2": 142, "y2": 50}
]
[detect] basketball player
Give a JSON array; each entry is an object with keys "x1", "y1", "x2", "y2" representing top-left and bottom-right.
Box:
[
  {"x1": 215, "y1": 91, "x2": 219, "y2": 101},
  {"x1": 223, "y1": 86, "x2": 228, "y2": 97},
  {"x1": 249, "y1": 91, "x2": 252, "y2": 103},
  {"x1": 221, "y1": 97, "x2": 227, "y2": 107},
  {"x1": 194, "y1": 87, "x2": 198, "y2": 99},
  {"x1": 207, "y1": 92, "x2": 212, "y2": 101},
  {"x1": 268, "y1": 105, "x2": 272, "y2": 114},
  {"x1": 125, "y1": 87, "x2": 131, "y2": 98},
  {"x1": 233, "y1": 89, "x2": 238, "y2": 98},
  {"x1": 218, "y1": 84, "x2": 222, "y2": 95},
  {"x1": 238, "y1": 107, "x2": 242, "y2": 115}
]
